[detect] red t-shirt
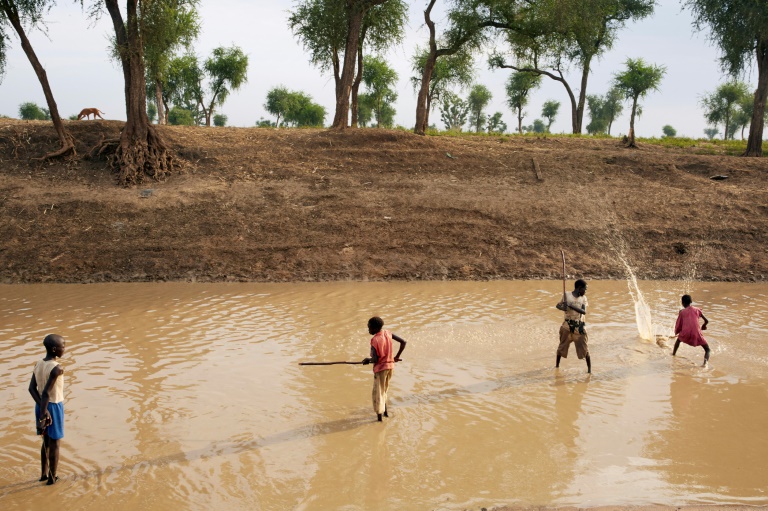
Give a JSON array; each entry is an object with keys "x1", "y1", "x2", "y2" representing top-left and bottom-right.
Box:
[
  {"x1": 370, "y1": 330, "x2": 394, "y2": 373},
  {"x1": 674, "y1": 306, "x2": 708, "y2": 347}
]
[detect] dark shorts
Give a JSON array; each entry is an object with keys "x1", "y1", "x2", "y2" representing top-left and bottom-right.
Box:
[
  {"x1": 35, "y1": 402, "x2": 64, "y2": 440},
  {"x1": 558, "y1": 322, "x2": 589, "y2": 359}
]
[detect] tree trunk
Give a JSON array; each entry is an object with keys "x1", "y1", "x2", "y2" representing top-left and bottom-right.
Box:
[
  {"x1": 105, "y1": 0, "x2": 177, "y2": 185},
  {"x1": 332, "y1": 7, "x2": 364, "y2": 129},
  {"x1": 351, "y1": 28, "x2": 367, "y2": 129},
  {"x1": 415, "y1": 53, "x2": 437, "y2": 135},
  {"x1": 627, "y1": 97, "x2": 638, "y2": 148},
  {"x1": 155, "y1": 78, "x2": 165, "y2": 125},
  {"x1": 745, "y1": 37, "x2": 767, "y2": 157},
  {"x1": 574, "y1": 57, "x2": 592, "y2": 134},
  {"x1": 517, "y1": 106, "x2": 523, "y2": 135},
  {"x1": 2, "y1": 2, "x2": 74, "y2": 159},
  {"x1": 332, "y1": 1, "x2": 387, "y2": 129}
]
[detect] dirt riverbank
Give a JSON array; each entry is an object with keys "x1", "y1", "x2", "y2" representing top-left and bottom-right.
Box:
[{"x1": 1, "y1": 119, "x2": 766, "y2": 284}]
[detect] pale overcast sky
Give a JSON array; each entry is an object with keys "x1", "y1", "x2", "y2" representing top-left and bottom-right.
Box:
[{"x1": 0, "y1": 0, "x2": 755, "y2": 138}]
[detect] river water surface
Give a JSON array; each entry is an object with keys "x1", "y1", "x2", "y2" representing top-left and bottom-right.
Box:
[{"x1": 1, "y1": 281, "x2": 767, "y2": 510}]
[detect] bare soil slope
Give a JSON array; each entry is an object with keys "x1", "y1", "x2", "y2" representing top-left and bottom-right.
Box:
[{"x1": 1, "y1": 119, "x2": 766, "y2": 283}]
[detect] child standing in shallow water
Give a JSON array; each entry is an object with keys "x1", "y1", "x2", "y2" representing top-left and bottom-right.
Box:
[
  {"x1": 673, "y1": 295, "x2": 710, "y2": 367},
  {"x1": 362, "y1": 317, "x2": 406, "y2": 422},
  {"x1": 28, "y1": 334, "x2": 66, "y2": 485}
]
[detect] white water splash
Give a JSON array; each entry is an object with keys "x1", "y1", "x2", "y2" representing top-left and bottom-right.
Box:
[{"x1": 616, "y1": 253, "x2": 673, "y2": 342}]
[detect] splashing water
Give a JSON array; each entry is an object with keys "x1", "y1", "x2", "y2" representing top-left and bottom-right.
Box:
[{"x1": 613, "y1": 247, "x2": 673, "y2": 342}]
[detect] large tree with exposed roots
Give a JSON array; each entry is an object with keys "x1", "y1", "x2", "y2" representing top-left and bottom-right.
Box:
[{"x1": 95, "y1": 0, "x2": 180, "y2": 185}]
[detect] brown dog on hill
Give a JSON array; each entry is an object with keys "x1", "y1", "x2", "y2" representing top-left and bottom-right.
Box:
[{"x1": 77, "y1": 108, "x2": 105, "y2": 120}]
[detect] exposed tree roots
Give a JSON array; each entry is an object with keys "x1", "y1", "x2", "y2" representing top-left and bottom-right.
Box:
[
  {"x1": 90, "y1": 126, "x2": 182, "y2": 186},
  {"x1": 35, "y1": 132, "x2": 77, "y2": 161}
]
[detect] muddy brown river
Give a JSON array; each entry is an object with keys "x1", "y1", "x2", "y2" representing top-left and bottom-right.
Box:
[{"x1": 1, "y1": 281, "x2": 767, "y2": 510}]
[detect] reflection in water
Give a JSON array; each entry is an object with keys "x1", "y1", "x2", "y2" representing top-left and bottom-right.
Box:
[{"x1": 0, "y1": 281, "x2": 767, "y2": 510}]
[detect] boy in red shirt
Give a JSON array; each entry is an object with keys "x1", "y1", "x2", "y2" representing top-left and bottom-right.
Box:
[
  {"x1": 673, "y1": 294, "x2": 711, "y2": 367},
  {"x1": 362, "y1": 317, "x2": 407, "y2": 422}
]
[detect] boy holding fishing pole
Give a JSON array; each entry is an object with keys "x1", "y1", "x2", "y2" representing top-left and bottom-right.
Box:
[
  {"x1": 362, "y1": 317, "x2": 407, "y2": 422},
  {"x1": 556, "y1": 251, "x2": 591, "y2": 373}
]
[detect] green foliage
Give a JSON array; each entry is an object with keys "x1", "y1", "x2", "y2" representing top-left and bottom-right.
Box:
[
  {"x1": 662, "y1": 125, "x2": 677, "y2": 137},
  {"x1": 613, "y1": 58, "x2": 666, "y2": 102},
  {"x1": 68, "y1": 114, "x2": 78, "y2": 121},
  {"x1": 586, "y1": 95, "x2": 608, "y2": 135},
  {"x1": 486, "y1": 112, "x2": 507, "y2": 134},
  {"x1": 213, "y1": 113, "x2": 227, "y2": 127},
  {"x1": 524, "y1": 119, "x2": 546, "y2": 133},
  {"x1": 142, "y1": 0, "x2": 200, "y2": 96},
  {"x1": 0, "y1": 0, "x2": 56, "y2": 83},
  {"x1": 289, "y1": 0, "x2": 407, "y2": 79},
  {"x1": 467, "y1": 84, "x2": 492, "y2": 132},
  {"x1": 411, "y1": 46, "x2": 474, "y2": 98},
  {"x1": 541, "y1": 100, "x2": 560, "y2": 132},
  {"x1": 685, "y1": 0, "x2": 768, "y2": 77},
  {"x1": 357, "y1": 93, "x2": 375, "y2": 127},
  {"x1": 703, "y1": 127, "x2": 719, "y2": 140},
  {"x1": 264, "y1": 86, "x2": 326, "y2": 128},
  {"x1": 163, "y1": 46, "x2": 248, "y2": 125},
  {"x1": 700, "y1": 80, "x2": 750, "y2": 140},
  {"x1": 18, "y1": 101, "x2": 49, "y2": 120},
  {"x1": 505, "y1": 71, "x2": 541, "y2": 133},
  {"x1": 147, "y1": 101, "x2": 157, "y2": 123},
  {"x1": 255, "y1": 117, "x2": 276, "y2": 128},
  {"x1": 168, "y1": 106, "x2": 195, "y2": 126},
  {"x1": 440, "y1": 91, "x2": 469, "y2": 131},
  {"x1": 361, "y1": 55, "x2": 398, "y2": 128}
]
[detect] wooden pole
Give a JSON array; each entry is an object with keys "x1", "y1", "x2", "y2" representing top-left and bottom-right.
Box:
[
  {"x1": 561, "y1": 249, "x2": 567, "y2": 305},
  {"x1": 299, "y1": 361, "x2": 363, "y2": 366}
]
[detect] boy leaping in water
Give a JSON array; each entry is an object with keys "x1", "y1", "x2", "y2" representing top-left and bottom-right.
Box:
[
  {"x1": 362, "y1": 317, "x2": 406, "y2": 422},
  {"x1": 28, "y1": 334, "x2": 67, "y2": 485},
  {"x1": 673, "y1": 294, "x2": 710, "y2": 367}
]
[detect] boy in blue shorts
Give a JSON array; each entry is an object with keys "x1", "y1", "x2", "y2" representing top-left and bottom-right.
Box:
[{"x1": 28, "y1": 334, "x2": 66, "y2": 485}]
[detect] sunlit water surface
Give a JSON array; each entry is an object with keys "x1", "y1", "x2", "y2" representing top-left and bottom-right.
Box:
[{"x1": 1, "y1": 281, "x2": 767, "y2": 511}]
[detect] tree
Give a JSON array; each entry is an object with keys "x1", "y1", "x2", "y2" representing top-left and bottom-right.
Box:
[
  {"x1": 700, "y1": 81, "x2": 749, "y2": 140},
  {"x1": 439, "y1": 91, "x2": 469, "y2": 131},
  {"x1": 255, "y1": 117, "x2": 276, "y2": 128},
  {"x1": 505, "y1": 70, "x2": 542, "y2": 135},
  {"x1": 18, "y1": 101, "x2": 49, "y2": 120},
  {"x1": 603, "y1": 86, "x2": 624, "y2": 135},
  {"x1": 141, "y1": 0, "x2": 199, "y2": 125},
  {"x1": 411, "y1": 44, "x2": 474, "y2": 135},
  {"x1": 198, "y1": 46, "x2": 248, "y2": 126},
  {"x1": 264, "y1": 86, "x2": 292, "y2": 128},
  {"x1": 585, "y1": 94, "x2": 608, "y2": 134},
  {"x1": 662, "y1": 125, "x2": 676, "y2": 137},
  {"x1": 467, "y1": 84, "x2": 492, "y2": 132},
  {"x1": 703, "y1": 127, "x2": 719, "y2": 140},
  {"x1": 289, "y1": 0, "x2": 406, "y2": 129},
  {"x1": 486, "y1": 111, "x2": 506, "y2": 133},
  {"x1": 213, "y1": 113, "x2": 227, "y2": 127},
  {"x1": 357, "y1": 92, "x2": 375, "y2": 127},
  {"x1": 525, "y1": 119, "x2": 546, "y2": 133},
  {"x1": 412, "y1": 0, "x2": 486, "y2": 135},
  {"x1": 489, "y1": 0, "x2": 655, "y2": 134},
  {"x1": 361, "y1": 55, "x2": 398, "y2": 128},
  {"x1": 1, "y1": 0, "x2": 74, "y2": 158},
  {"x1": 161, "y1": 47, "x2": 248, "y2": 126},
  {"x1": 93, "y1": 0, "x2": 179, "y2": 185},
  {"x1": 147, "y1": 100, "x2": 157, "y2": 123},
  {"x1": 167, "y1": 106, "x2": 194, "y2": 125},
  {"x1": 612, "y1": 58, "x2": 665, "y2": 147},
  {"x1": 541, "y1": 99, "x2": 560, "y2": 132},
  {"x1": 685, "y1": 0, "x2": 768, "y2": 156}
]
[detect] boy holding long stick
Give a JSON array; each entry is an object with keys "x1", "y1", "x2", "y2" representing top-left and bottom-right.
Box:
[{"x1": 362, "y1": 317, "x2": 406, "y2": 422}]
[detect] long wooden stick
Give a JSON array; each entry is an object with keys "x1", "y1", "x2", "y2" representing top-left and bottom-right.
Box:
[
  {"x1": 299, "y1": 361, "x2": 363, "y2": 366},
  {"x1": 561, "y1": 249, "x2": 567, "y2": 304}
]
